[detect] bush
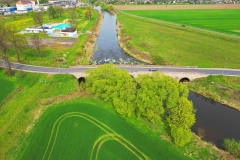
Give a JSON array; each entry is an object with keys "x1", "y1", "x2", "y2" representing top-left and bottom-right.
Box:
[{"x1": 223, "y1": 138, "x2": 240, "y2": 158}]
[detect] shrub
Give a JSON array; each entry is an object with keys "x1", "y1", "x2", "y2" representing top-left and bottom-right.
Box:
[{"x1": 223, "y1": 138, "x2": 240, "y2": 158}]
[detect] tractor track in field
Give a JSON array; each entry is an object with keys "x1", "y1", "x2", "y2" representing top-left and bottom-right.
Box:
[{"x1": 42, "y1": 112, "x2": 149, "y2": 160}]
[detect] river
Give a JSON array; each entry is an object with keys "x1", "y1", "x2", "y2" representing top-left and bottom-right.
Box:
[
  {"x1": 93, "y1": 7, "x2": 240, "y2": 149},
  {"x1": 92, "y1": 6, "x2": 141, "y2": 64},
  {"x1": 190, "y1": 91, "x2": 240, "y2": 148}
]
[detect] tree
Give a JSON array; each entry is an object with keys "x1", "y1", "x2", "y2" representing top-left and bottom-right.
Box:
[
  {"x1": 32, "y1": 11, "x2": 44, "y2": 32},
  {"x1": 167, "y1": 97, "x2": 195, "y2": 146},
  {"x1": 0, "y1": 21, "x2": 12, "y2": 75},
  {"x1": 135, "y1": 73, "x2": 167, "y2": 123},
  {"x1": 31, "y1": 34, "x2": 43, "y2": 57},
  {"x1": 223, "y1": 138, "x2": 240, "y2": 158},
  {"x1": 54, "y1": 5, "x2": 64, "y2": 18},
  {"x1": 68, "y1": 9, "x2": 78, "y2": 29},
  {"x1": 84, "y1": 10, "x2": 92, "y2": 20},
  {"x1": 84, "y1": 7, "x2": 93, "y2": 21},
  {"x1": 47, "y1": 6, "x2": 56, "y2": 19},
  {"x1": 7, "y1": 27, "x2": 27, "y2": 62},
  {"x1": 84, "y1": 64, "x2": 137, "y2": 117}
]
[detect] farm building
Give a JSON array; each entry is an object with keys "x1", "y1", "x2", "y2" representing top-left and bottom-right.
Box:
[{"x1": 61, "y1": 28, "x2": 77, "y2": 37}]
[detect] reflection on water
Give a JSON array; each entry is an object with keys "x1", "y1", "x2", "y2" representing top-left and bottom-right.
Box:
[
  {"x1": 92, "y1": 6, "x2": 141, "y2": 65},
  {"x1": 189, "y1": 91, "x2": 240, "y2": 149}
]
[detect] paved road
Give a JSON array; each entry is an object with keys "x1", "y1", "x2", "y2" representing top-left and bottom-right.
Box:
[{"x1": 1, "y1": 60, "x2": 240, "y2": 77}]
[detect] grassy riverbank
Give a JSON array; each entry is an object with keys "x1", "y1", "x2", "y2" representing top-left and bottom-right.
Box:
[
  {"x1": 188, "y1": 75, "x2": 240, "y2": 111},
  {"x1": 117, "y1": 12, "x2": 240, "y2": 68}
]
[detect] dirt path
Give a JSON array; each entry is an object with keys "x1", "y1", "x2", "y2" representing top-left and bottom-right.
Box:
[{"x1": 115, "y1": 4, "x2": 240, "y2": 10}]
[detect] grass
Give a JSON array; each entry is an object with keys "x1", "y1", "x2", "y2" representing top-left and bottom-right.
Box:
[
  {"x1": 117, "y1": 12, "x2": 240, "y2": 68},
  {"x1": 0, "y1": 70, "x2": 78, "y2": 160},
  {"x1": 188, "y1": 75, "x2": 240, "y2": 110},
  {"x1": 0, "y1": 72, "x2": 15, "y2": 105},
  {"x1": 121, "y1": 9, "x2": 240, "y2": 36},
  {"x1": 4, "y1": 9, "x2": 99, "y2": 67},
  {"x1": 18, "y1": 100, "x2": 188, "y2": 160}
]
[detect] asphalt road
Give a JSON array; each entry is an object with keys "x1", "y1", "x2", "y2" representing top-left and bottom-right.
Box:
[{"x1": 1, "y1": 60, "x2": 240, "y2": 77}]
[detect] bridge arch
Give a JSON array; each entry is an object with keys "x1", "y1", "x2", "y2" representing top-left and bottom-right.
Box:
[
  {"x1": 179, "y1": 77, "x2": 190, "y2": 83},
  {"x1": 78, "y1": 77, "x2": 86, "y2": 84}
]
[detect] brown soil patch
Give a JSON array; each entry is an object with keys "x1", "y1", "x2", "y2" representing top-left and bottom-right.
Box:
[
  {"x1": 115, "y1": 4, "x2": 240, "y2": 10},
  {"x1": 27, "y1": 37, "x2": 77, "y2": 49}
]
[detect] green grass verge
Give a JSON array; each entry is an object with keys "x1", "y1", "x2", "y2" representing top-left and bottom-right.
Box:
[
  {"x1": 0, "y1": 71, "x2": 15, "y2": 105},
  {"x1": 18, "y1": 99, "x2": 188, "y2": 160},
  {"x1": 188, "y1": 75, "x2": 240, "y2": 110},
  {"x1": 117, "y1": 12, "x2": 240, "y2": 68},
  {"x1": 122, "y1": 9, "x2": 240, "y2": 36},
  {"x1": 0, "y1": 70, "x2": 78, "y2": 160}
]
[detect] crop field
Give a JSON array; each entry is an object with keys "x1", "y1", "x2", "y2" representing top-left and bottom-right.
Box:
[
  {"x1": 0, "y1": 73, "x2": 15, "y2": 105},
  {"x1": 121, "y1": 9, "x2": 240, "y2": 36},
  {"x1": 19, "y1": 101, "x2": 187, "y2": 160},
  {"x1": 117, "y1": 12, "x2": 240, "y2": 68}
]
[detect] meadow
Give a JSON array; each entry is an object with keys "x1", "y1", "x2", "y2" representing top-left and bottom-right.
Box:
[
  {"x1": 121, "y1": 9, "x2": 240, "y2": 36},
  {"x1": 19, "y1": 100, "x2": 188, "y2": 160},
  {"x1": 117, "y1": 12, "x2": 240, "y2": 68}
]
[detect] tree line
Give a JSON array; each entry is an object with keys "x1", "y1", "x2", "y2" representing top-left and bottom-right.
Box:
[{"x1": 82, "y1": 64, "x2": 195, "y2": 146}]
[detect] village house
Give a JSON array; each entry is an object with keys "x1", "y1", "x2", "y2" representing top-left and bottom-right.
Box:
[{"x1": 16, "y1": 0, "x2": 35, "y2": 11}]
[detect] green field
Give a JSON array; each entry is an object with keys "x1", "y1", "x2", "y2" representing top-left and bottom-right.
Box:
[
  {"x1": 0, "y1": 74, "x2": 15, "y2": 105},
  {"x1": 19, "y1": 100, "x2": 187, "y2": 160},
  {"x1": 117, "y1": 12, "x2": 240, "y2": 68},
  {"x1": 0, "y1": 71, "x2": 78, "y2": 160},
  {"x1": 122, "y1": 9, "x2": 240, "y2": 36}
]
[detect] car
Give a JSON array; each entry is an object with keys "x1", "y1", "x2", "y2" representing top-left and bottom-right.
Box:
[{"x1": 149, "y1": 68, "x2": 158, "y2": 71}]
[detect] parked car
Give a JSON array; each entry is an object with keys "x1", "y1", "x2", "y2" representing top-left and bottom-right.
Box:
[{"x1": 149, "y1": 68, "x2": 158, "y2": 71}]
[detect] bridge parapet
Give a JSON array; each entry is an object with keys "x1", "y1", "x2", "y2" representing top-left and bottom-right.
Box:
[
  {"x1": 129, "y1": 71, "x2": 209, "y2": 81},
  {"x1": 73, "y1": 71, "x2": 209, "y2": 82}
]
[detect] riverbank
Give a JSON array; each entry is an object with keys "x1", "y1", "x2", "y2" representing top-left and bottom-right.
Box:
[
  {"x1": 116, "y1": 21, "x2": 153, "y2": 64},
  {"x1": 116, "y1": 11, "x2": 240, "y2": 68},
  {"x1": 82, "y1": 12, "x2": 103, "y2": 64},
  {"x1": 188, "y1": 75, "x2": 240, "y2": 111}
]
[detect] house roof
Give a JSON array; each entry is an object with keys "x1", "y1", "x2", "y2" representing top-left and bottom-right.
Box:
[
  {"x1": 16, "y1": 0, "x2": 32, "y2": 5},
  {"x1": 61, "y1": 28, "x2": 76, "y2": 32}
]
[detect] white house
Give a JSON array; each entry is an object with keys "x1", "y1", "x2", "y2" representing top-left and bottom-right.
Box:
[
  {"x1": 61, "y1": 28, "x2": 78, "y2": 37},
  {"x1": 26, "y1": 26, "x2": 55, "y2": 34},
  {"x1": 16, "y1": 0, "x2": 35, "y2": 11}
]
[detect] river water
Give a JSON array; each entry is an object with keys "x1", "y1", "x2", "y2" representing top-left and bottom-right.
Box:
[
  {"x1": 93, "y1": 7, "x2": 240, "y2": 149},
  {"x1": 190, "y1": 91, "x2": 240, "y2": 149},
  {"x1": 92, "y1": 6, "x2": 141, "y2": 64}
]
